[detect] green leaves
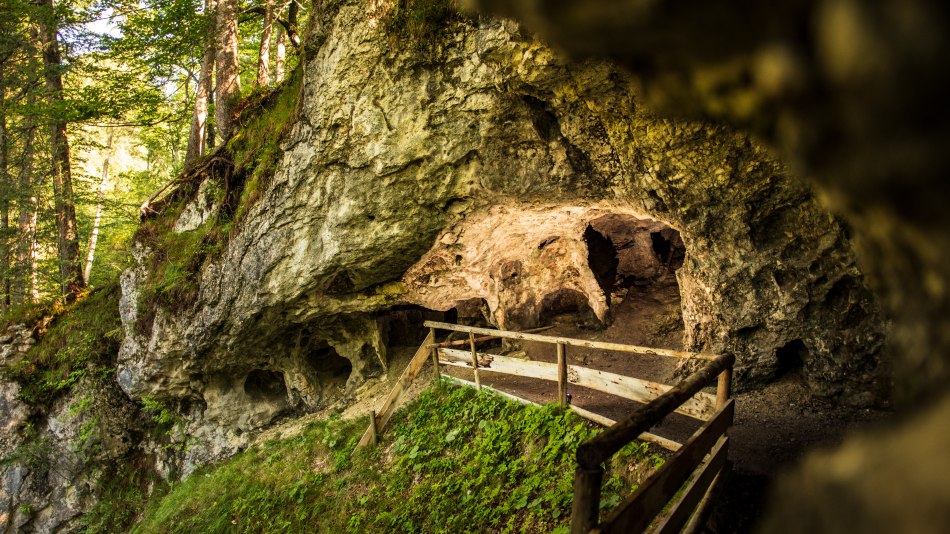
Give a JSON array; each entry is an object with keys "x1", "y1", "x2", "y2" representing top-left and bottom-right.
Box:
[{"x1": 133, "y1": 383, "x2": 666, "y2": 533}]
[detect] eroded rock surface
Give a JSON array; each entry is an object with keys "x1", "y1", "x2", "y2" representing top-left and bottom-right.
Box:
[{"x1": 118, "y1": 0, "x2": 885, "y2": 466}]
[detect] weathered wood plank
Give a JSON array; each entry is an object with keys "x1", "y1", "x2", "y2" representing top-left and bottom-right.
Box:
[
  {"x1": 716, "y1": 368, "x2": 732, "y2": 409},
  {"x1": 569, "y1": 365, "x2": 716, "y2": 421},
  {"x1": 469, "y1": 333, "x2": 481, "y2": 389},
  {"x1": 357, "y1": 330, "x2": 435, "y2": 448},
  {"x1": 596, "y1": 400, "x2": 734, "y2": 534},
  {"x1": 681, "y1": 460, "x2": 727, "y2": 534},
  {"x1": 572, "y1": 466, "x2": 604, "y2": 534},
  {"x1": 440, "y1": 348, "x2": 558, "y2": 380},
  {"x1": 430, "y1": 327, "x2": 440, "y2": 380},
  {"x1": 439, "y1": 348, "x2": 716, "y2": 420},
  {"x1": 430, "y1": 326, "x2": 554, "y2": 348},
  {"x1": 651, "y1": 437, "x2": 728, "y2": 534},
  {"x1": 558, "y1": 343, "x2": 568, "y2": 407},
  {"x1": 424, "y1": 320, "x2": 718, "y2": 360}
]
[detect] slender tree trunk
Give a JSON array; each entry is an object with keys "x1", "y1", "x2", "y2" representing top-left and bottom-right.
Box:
[
  {"x1": 274, "y1": 23, "x2": 286, "y2": 82},
  {"x1": 206, "y1": 87, "x2": 216, "y2": 150},
  {"x1": 214, "y1": 0, "x2": 240, "y2": 140},
  {"x1": 0, "y1": 74, "x2": 10, "y2": 312},
  {"x1": 185, "y1": 0, "x2": 217, "y2": 168},
  {"x1": 257, "y1": 0, "x2": 274, "y2": 87},
  {"x1": 35, "y1": 0, "x2": 84, "y2": 300},
  {"x1": 83, "y1": 130, "x2": 111, "y2": 285},
  {"x1": 14, "y1": 95, "x2": 38, "y2": 305}
]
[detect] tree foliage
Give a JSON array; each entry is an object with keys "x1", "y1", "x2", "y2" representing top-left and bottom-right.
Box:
[{"x1": 0, "y1": 0, "x2": 306, "y2": 316}]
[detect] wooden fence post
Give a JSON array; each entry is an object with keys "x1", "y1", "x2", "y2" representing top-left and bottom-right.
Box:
[
  {"x1": 469, "y1": 332, "x2": 481, "y2": 390},
  {"x1": 369, "y1": 410, "x2": 378, "y2": 446},
  {"x1": 557, "y1": 342, "x2": 567, "y2": 407},
  {"x1": 716, "y1": 366, "x2": 732, "y2": 409},
  {"x1": 430, "y1": 327, "x2": 440, "y2": 381},
  {"x1": 571, "y1": 465, "x2": 603, "y2": 534}
]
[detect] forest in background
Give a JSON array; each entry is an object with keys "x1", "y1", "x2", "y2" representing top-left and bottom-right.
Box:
[{"x1": 0, "y1": 0, "x2": 306, "y2": 315}]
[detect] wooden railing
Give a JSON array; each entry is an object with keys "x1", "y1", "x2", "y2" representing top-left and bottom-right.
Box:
[
  {"x1": 355, "y1": 321, "x2": 734, "y2": 533},
  {"x1": 572, "y1": 354, "x2": 734, "y2": 533}
]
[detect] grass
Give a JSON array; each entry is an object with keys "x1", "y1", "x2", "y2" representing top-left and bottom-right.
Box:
[
  {"x1": 133, "y1": 384, "x2": 666, "y2": 533},
  {"x1": 2, "y1": 283, "x2": 123, "y2": 408}
]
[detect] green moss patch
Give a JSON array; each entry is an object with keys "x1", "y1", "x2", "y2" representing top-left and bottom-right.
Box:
[
  {"x1": 384, "y1": 0, "x2": 465, "y2": 50},
  {"x1": 134, "y1": 384, "x2": 665, "y2": 533},
  {"x1": 3, "y1": 284, "x2": 122, "y2": 408}
]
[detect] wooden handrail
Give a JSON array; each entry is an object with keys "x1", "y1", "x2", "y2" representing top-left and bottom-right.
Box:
[
  {"x1": 596, "y1": 402, "x2": 734, "y2": 533},
  {"x1": 570, "y1": 354, "x2": 734, "y2": 534},
  {"x1": 438, "y1": 348, "x2": 718, "y2": 420},
  {"x1": 575, "y1": 353, "x2": 734, "y2": 469},
  {"x1": 430, "y1": 325, "x2": 554, "y2": 348},
  {"x1": 423, "y1": 321, "x2": 718, "y2": 360}
]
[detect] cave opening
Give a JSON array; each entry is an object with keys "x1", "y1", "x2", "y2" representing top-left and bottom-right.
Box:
[
  {"x1": 380, "y1": 305, "x2": 460, "y2": 348},
  {"x1": 775, "y1": 339, "x2": 808, "y2": 379},
  {"x1": 307, "y1": 345, "x2": 353, "y2": 388},
  {"x1": 539, "y1": 288, "x2": 599, "y2": 327},
  {"x1": 584, "y1": 225, "x2": 619, "y2": 305},
  {"x1": 650, "y1": 229, "x2": 685, "y2": 271},
  {"x1": 586, "y1": 214, "x2": 686, "y2": 306},
  {"x1": 244, "y1": 369, "x2": 288, "y2": 402}
]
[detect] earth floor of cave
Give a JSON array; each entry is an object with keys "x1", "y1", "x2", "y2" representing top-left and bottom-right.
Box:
[{"x1": 436, "y1": 272, "x2": 890, "y2": 532}]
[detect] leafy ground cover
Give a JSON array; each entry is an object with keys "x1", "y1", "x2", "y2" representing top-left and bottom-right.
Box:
[{"x1": 133, "y1": 383, "x2": 666, "y2": 533}]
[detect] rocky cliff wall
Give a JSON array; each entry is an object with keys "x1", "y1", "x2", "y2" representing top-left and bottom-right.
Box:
[{"x1": 117, "y1": 0, "x2": 885, "y2": 466}]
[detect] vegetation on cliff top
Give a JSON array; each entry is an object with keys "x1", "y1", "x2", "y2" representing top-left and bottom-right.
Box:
[
  {"x1": 2, "y1": 283, "x2": 123, "y2": 408},
  {"x1": 134, "y1": 384, "x2": 665, "y2": 533}
]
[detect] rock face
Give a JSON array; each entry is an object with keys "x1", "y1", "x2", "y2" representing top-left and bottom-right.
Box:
[
  {"x1": 117, "y1": 0, "x2": 885, "y2": 465},
  {"x1": 1, "y1": 327, "x2": 145, "y2": 533}
]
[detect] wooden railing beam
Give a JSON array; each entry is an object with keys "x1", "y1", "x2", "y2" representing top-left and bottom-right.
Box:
[
  {"x1": 424, "y1": 321, "x2": 718, "y2": 360},
  {"x1": 575, "y1": 354, "x2": 734, "y2": 469}
]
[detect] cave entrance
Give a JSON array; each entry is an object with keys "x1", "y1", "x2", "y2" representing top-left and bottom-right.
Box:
[
  {"x1": 539, "y1": 288, "x2": 599, "y2": 328},
  {"x1": 244, "y1": 369, "x2": 288, "y2": 402},
  {"x1": 380, "y1": 305, "x2": 461, "y2": 348},
  {"x1": 584, "y1": 226, "x2": 619, "y2": 306},
  {"x1": 775, "y1": 339, "x2": 808, "y2": 379},
  {"x1": 587, "y1": 214, "x2": 686, "y2": 292},
  {"x1": 579, "y1": 214, "x2": 688, "y2": 343},
  {"x1": 306, "y1": 345, "x2": 353, "y2": 390}
]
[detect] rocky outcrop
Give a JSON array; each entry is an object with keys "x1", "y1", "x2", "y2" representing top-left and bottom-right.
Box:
[
  {"x1": 1, "y1": 329, "x2": 145, "y2": 533},
  {"x1": 117, "y1": 0, "x2": 885, "y2": 466}
]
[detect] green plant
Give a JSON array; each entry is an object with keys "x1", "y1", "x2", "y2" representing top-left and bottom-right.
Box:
[
  {"x1": 80, "y1": 459, "x2": 167, "y2": 533},
  {"x1": 383, "y1": 0, "x2": 463, "y2": 50},
  {"x1": 132, "y1": 384, "x2": 665, "y2": 533},
  {"x1": 5, "y1": 284, "x2": 123, "y2": 408}
]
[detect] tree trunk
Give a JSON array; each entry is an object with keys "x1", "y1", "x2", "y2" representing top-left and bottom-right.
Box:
[
  {"x1": 83, "y1": 130, "x2": 111, "y2": 285},
  {"x1": 14, "y1": 94, "x2": 38, "y2": 305},
  {"x1": 185, "y1": 0, "x2": 217, "y2": 168},
  {"x1": 206, "y1": 86, "x2": 216, "y2": 150},
  {"x1": 274, "y1": 22, "x2": 286, "y2": 82},
  {"x1": 214, "y1": 0, "x2": 240, "y2": 140},
  {"x1": 35, "y1": 0, "x2": 84, "y2": 300},
  {"x1": 0, "y1": 74, "x2": 10, "y2": 312},
  {"x1": 257, "y1": 0, "x2": 274, "y2": 87}
]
